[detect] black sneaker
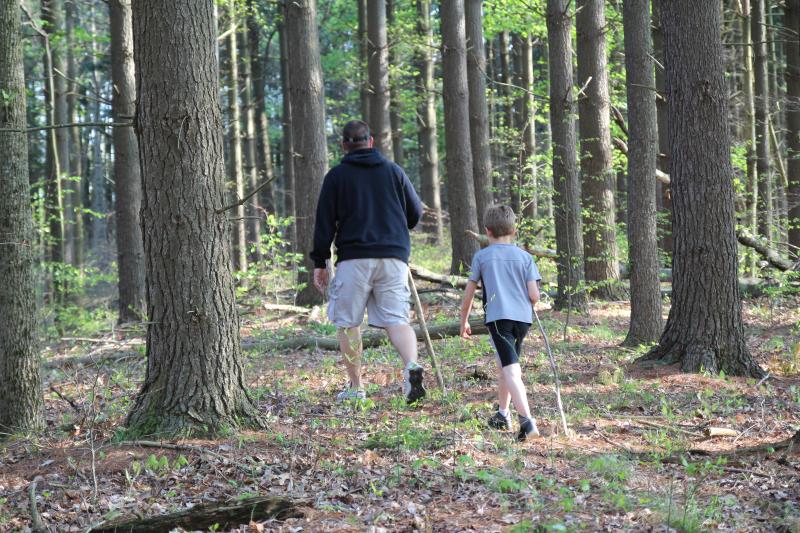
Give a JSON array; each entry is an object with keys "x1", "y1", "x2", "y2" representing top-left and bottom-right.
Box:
[
  {"x1": 517, "y1": 417, "x2": 540, "y2": 441},
  {"x1": 487, "y1": 411, "x2": 511, "y2": 430},
  {"x1": 402, "y1": 363, "x2": 426, "y2": 404}
]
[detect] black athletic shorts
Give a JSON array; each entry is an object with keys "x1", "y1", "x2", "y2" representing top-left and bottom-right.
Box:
[{"x1": 487, "y1": 319, "x2": 531, "y2": 367}]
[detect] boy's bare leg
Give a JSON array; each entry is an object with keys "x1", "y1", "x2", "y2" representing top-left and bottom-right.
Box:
[
  {"x1": 385, "y1": 323, "x2": 418, "y2": 367},
  {"x1": 495, "y1": 360, "x2": 512, "y2": 412},
  {"x1": 502, "y1": 363, "x2": 532, "y2": 420},
  {"x1": 338, "y1": 326, "x2": 363, "y2": 388}
]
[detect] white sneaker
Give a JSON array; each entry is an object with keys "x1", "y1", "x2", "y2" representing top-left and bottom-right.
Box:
[
  {"x1": 336, "y1": 385, "x2": 366, "y2": 402},
  {"x1": 402, "y1": 362, "x2": 426, "y2": 404}
]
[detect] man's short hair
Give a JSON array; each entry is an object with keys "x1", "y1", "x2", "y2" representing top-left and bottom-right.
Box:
[
  {"x1": 342, "y1": 120, "x2": 371, "y2": 149},
  {"x1": 483, "y1": 204, "x2": 516, "y2": 237}
]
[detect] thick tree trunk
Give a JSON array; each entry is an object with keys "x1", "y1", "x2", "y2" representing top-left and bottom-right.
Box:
[
  {"x1": 622, "y1": 0, "x2": 662, "y2": 346},
  {"x1": 247, "y1": 9, "x2": 275, "y2": 215},
  {"x1": 278, "y1": 20, "x2": 297, "y2": 249},
  {"x1": 640, "y1": 0, "x2": 764, "y2": 378},
  {"x1": 652, "y1": 1, "x2": 672, "y2": 258},
  {"x1": 741, "y1": 0, "x2": 759, "y2": 275},
  {"x1": 367, "y1": 0, "x2": 392, "y2": 158},
  {"x1": 752, "y1": 0, "x2": 773, "y2": 244},
  {"x1": 387, "y1": 0, "x2": 404, "y2": 166},
  {"x1": 465, "y1": 0, "x2": 493, "y2": 228},
  {"x1": 110, "y1": 0, "x2": 146, "y2": 323},
  {"x1": 240, "y1": 24, "x2": 261, "y2": 257},
  {"x1": 226, "y1": 0, "x2": 248, "y2": 271},
  {"x1": 128, "y1": 0, "x2": 262, "y2": 435},
  {"x1": 576, "y1": 0, "x2": 621, "y2": 299},
  {"x1": 285, "y1": 0, "x2": 328, "y2": 305},
  {"x1": 416, "y1": 0, "x2": 443, "y2": 245},
  {"x1": 358, "y1": 0, "x2": 369, "y2": 121},
  {"x1": 786, "y1": 0, "x2": 800, "y2": 249},
  {"x1": 0, "y1": 0, "x2": 44, "y2": 434},
  {"x1": 440, "y1": 0, "x2": 481, "y2": 273},
  {"x1": 547, "y1": 0, "x2": 588, "y2": 312}
]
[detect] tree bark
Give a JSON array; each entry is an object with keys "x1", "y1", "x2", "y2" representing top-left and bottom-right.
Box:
[
  {"x1": 285, "y1": 0, "x2": 328, "y2": 305},
  {"x1": 110, "y1": 0, "x2": 146, "y2": 323},
  {"x1": 127, "y1": 0, "x2": 262, "y2": 435},
  {"x1": 465, "y1": 0, "x2": 493, "y2": 228},
  {"x1": 741, "y1": 0, "x2": 759, "y2": 275},
  {"x1": 752, "y1": 0, "x2": 773, "y2": 244},
  {"x1": 247, "y1": 8, "x2": 275, "y2": 215},
  {"x1": 0, "y1": 0, "x2": 44, "y2": 434},
  {"x1": 239, "y1": 23, "x2": 261, "y2": 257},
  {"x1": 89, "y1": 3, "x2": 108, "y2": 257},
  {"x1": 278, "y1": 19, "x2": 297, "y2": 249},
  {"x1": 639, "y1": 0, "x2": 764, "y2": 378},
  {"x1": 786, "y1": 0, "x2": 800, "y2": 249},
  {"x1": 622, "y1": 0, "x2": 662, "y2": 346},
  {"x1": 387, "y1": 0, "x2": 404, "y2": 166},
  {"x1": 440, "y1": 0, "x2": 481, "y2": 273},
  {"x1": 416, "y1": 0, "x2": 443, "y2": 245},
  {"x1": 547, "y1": 0, "x2": 588, "y2": 312},
  {"x1": 520, "y1": 34, "x2": 537, "y2": 220},
  {"x1": 65, "y1": 0, "x2": 83, "y2": 267},
  {"x1": 499, "y1": 30, "x2": 514, "y2": 209},
  {"x1": 358, "y1": 0, "x2": 369, "y2": 121},
  {"x1": 225, "y1": 0, "x2": 248, "y2": 271},
  {"x1": 576, "y1": 0, "x2": 621, "y2": 299},
  {"x1": 652, "y1": 0, "x2": 673, "y2": 258},
  {"x1": 367, "y1": 0, "x2": 392, "y2": 158}
]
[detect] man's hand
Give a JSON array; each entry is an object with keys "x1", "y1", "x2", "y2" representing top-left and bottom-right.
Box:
[
  {"x1": 460, "y1": 321, "x2": 472, "y2": 340},
  {"x1": 313, "y1": 268, "x2": 329, "y2": 294}
]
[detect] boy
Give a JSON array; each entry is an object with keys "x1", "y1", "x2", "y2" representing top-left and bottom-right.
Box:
[{"x1": 459, "y1": 205, "x2": 541, "y2": 441}]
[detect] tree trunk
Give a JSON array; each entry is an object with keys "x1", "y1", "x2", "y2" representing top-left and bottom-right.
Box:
[
  {"x1": 499, "y1": 30, "x2": 514, "y2": 208},
  {"x1": 65, "y1": 0, "x2": 83, "y2": 267},
  {"x1": 520, "y1": 34, "x2": 537, "y2": 220},
  {"x1": 240, "y1": 24, "x2": 261, "y2": 257},
  {"x1": 576, "y1": 0, "x2": 621, "y2": 299},
  {"x1": 387, "y1": 0, "x2": 404, "y2": 166},
  {"x1": 90, "y1": 3, "x2": 108, "y2": 257},
  {"x1": 752, "y1": 0, "x2": 773, "y2": 244},
  {"x1": 416, "y1": 0, "x2": 443, "y2": 245},
  {"x1": 367, "y1": 0, "x2": 392, "y2": 158},
  {"x1": 247, "y1": 7, "x2": 275, "y2": 215},
  {"x1": 465, "y1": 0, "x2": 493, "y2": 228},
  {"x1": 358, "y1": 0, "x2": 369, "y2": 121},
  {"x1": 110, "y1": 0, "x2": 146, "y2": 323},
  {"x1": 639, "y1": 0, "x2": 764, "y2": 378},
  {"x1": 127, "y1": 0, "x2": 262, "y2": 435},
  {"x1": 546, "y1": 0, "x2": 588, "y2": 312},
  {"x1": 741, "y1": 0, "x2": 759, "y2": 275},
  {"x1": 440, "y1": 0, "x2": 481, "y2": 273},
  {"x1": 0, "y1": 0, "x2": 44, "y2": 434},
  {"x1": 285, "y1": 0, "x2": 328, "y2": 305},
  {"x1": 225, "y1": 0, "x2": 248, "y2": 271},
  {"x1": 622, "y1": 0, "x2": 662, "y2": 346},
  {"x1": 786, "y1": 0, "x2": 800, "y2": 249},
  {"x1": 652, "y1": 0, "x2": 673, "y2": 258},
  {"x1": 278, "y1": 20, "x2": 297, "y2": 249}
]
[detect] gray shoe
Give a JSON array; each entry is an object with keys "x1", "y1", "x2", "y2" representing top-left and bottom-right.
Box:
[{"x1": 336, "y1": 384, "x2": 366, "y2": 402}]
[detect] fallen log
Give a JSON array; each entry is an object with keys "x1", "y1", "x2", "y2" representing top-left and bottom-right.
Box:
[
  {"x1": 465, "y1": 229, "x2": 557, "y2": 259},
  {"x1": 254, "y1": 318, "x2": 488, "y2": 352},
  {"x1": 736, "y1": 231, "x2": 797, "y2": 271},
  {"x1": 409, "y1": 263, "x2": 469, "y2": 289},
  {"x1": 88, "y1": 495, "x2": 304, "y2": 533},
  {"x1": 262, "y1": 303, "x2": 312, "y2": 314}
]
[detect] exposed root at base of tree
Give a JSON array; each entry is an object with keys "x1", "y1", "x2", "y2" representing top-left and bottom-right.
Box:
[
  {"x1": 87, "y1": 495, "x2": 305, "y2": 532},
  {"x1": 637, "y1": 339, "x2": 765, "y2": 379}
]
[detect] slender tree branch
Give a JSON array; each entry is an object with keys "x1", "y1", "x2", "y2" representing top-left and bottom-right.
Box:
[
  {"x1": 216, "y1": 175, "x2": 277, "y2": 214},
  {"x1": 0, "y1": 122, "x2": 132, "y2": 133}
]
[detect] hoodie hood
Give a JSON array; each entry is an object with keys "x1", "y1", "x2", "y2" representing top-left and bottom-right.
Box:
[{"x1": 342, "y1": 148, "x2": 386, "y2": 167}]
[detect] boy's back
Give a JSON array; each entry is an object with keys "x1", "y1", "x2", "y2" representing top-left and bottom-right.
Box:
[{"x1": 468, "y1": 243, "x2": 541, "y2": 324}]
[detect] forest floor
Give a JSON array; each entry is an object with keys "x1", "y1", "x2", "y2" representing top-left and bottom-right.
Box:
[{"x1": 1, "y1": 245, "x2": 799, "y2": 532}]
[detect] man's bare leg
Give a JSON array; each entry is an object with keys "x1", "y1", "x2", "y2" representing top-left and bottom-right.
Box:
[
  {"x1": 338, "y1": 326, "x2": 363, "y2": 388},
  {"x1": 385, "y1": 323, "x2": 418, "y2": 367}
]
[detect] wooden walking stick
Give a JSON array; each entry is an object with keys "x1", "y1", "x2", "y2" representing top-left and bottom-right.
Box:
[
  {"x1": 532, "y1": 306, "x2": 570, "y2": 437},
  {"x1": 407, "y1": 271, "x2": 446, "y2": 390}
]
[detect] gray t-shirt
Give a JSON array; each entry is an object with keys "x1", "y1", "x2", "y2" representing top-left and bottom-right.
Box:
[{"x1": 468, "y1": 243, "x2": 541, "y2": 324}]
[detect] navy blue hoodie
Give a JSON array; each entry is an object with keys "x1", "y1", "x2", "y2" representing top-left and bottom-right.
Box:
[{"x1": 310, "y1": 148, "x2": 423, "y2": 268}]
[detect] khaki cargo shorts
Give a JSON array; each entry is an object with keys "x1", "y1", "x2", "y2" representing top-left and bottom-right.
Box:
[{"x1": 327, "y1": 258, "x2": 410, "y2": 328}]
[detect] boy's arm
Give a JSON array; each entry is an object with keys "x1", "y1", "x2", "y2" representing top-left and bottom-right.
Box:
[
  {"x1": 460, "y1": 281, "x2": 478, "y2": 338},
  {"x1": 527, "y1": 280, "x2": 540, "y2": 305}
]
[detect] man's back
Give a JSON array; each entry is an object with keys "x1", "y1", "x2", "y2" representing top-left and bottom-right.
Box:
[{"x1": 311, "y1": 148, "x2": 422, "y2": 268}]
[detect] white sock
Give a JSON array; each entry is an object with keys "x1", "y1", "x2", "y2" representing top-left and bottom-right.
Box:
[{"x1": 499, "y1": 408, "x2": 510, "y2": 418}]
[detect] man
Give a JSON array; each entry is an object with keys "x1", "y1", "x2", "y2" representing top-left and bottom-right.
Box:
[{"x1": 311, "y1": 120, "x2": 425, "y2": 404}]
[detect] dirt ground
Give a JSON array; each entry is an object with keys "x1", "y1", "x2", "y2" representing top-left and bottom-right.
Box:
[{"x1": 1, "y1": 293, "x2": 798, "y2": 532}]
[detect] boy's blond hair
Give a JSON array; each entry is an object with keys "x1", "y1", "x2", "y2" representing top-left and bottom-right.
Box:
[{"x1": 483, "y1": 204, "x2": 516, "y2": 237}]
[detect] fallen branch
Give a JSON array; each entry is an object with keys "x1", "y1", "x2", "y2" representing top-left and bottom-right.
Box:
[
  {"x1": 254, "y1": 318, "x2": 488, "y2": 352},
  {"x1": 263, "y1": 303, "x2": 311, "y2": 314},
  {"x1": 44, "y1": 351, "x2": 142, "y2": 370},
  {"x1": 408, "y1": 271, "x2": 446, "y2": 389},
  {"x1": 465, "y1": 229, "x2": 557, "y2": 258},
  {"x1": 736, "y1": 230, "x2": 797, "y2": 271},
  {"x1": 409, "y1": 263, "x2": 469, "y2": 289},
  {"x1": 0, "y1": 121, "x2": 131, "y2": 133},
  {"x1": 651, "y1": 429, "x2": 800, "y2": 464},
  {"x1": 611, "y1": 137, "x2": 671, "y2": 185},
  {"x1": 28, "y1": 480, "x2": 47, "y2": 533},
  {"x1": 49, "y1": 385, "x2": 81, "y2": 413},
  {"x1": 88, "y1": 495, "x2": 304, "y2": 533}
]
